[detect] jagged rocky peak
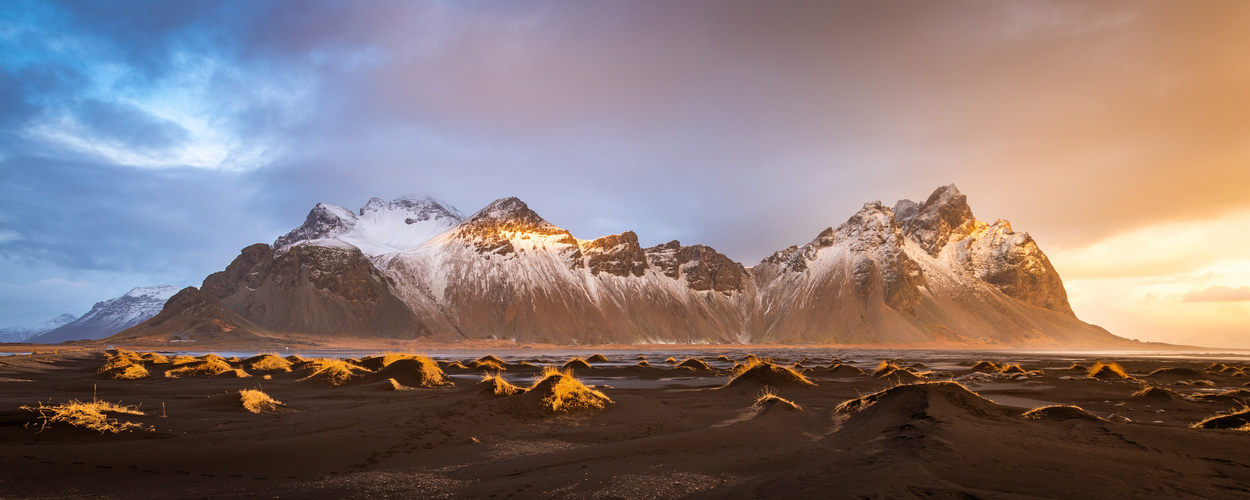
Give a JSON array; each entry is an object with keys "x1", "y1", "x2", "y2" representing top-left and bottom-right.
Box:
[
  {"x1": 645, "y1": 240, "x2": 749, "y2": 295},
  {"x1": 763, "y1": 201, "x2": 925, "y2": 313},
  {"x1": 274, "y1": 203, "x2": 358, "y2": 250},
  {"x1": 454, "y1": 197, "x2": 578, "y2": 255},
  {"x1": 360, "y1": 195, "x2": 463, "y2": 223},
  {"x1": 898, "y1": 184, "x2": 977, "y2": 256},
  {"x1": 956, "y1": 219, "x2": 1074, "y2": 315},
  {"x1": 580, "y1": 231, "x2": 649, "y2": 277}
]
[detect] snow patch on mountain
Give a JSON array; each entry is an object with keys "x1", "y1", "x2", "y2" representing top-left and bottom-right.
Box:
[
  {"x1": 27, "y1": 285, "x2": 179, "y2": 343},
  {"x1": 275, "y1": 195, "x2": 464, "y2": 257}
]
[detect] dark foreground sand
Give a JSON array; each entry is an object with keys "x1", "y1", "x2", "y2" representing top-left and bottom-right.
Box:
[{"x1": 2, "y1": 349, "x2": 1250, "y2": 499}]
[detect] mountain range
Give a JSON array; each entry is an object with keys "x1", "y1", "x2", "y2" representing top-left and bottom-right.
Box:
[
  {"x1": 113, "y1": 186, "x2": 1128, "y2": 347},
  {"x1": 25, "y1": 286, "x2": 179, "y2": 344},
  {"x1": 0, "y1": 314, "x2": 78, "y2": 343}
]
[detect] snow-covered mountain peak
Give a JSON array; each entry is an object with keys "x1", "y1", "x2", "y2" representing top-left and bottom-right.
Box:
[
  {"x1": 275, "y1": 196, "x2": 464, "y2": 257},
  {"x1": 361, "y1": 195, "x2": 463, "y2": 221},
  {"x1": 124, "y1": 285, "x2": 180, "y2": 301},
  {"x1": 27, "y1": 286, "x2": 178, "y2": 343},
  {"x1": 462, "y1": 197, "x2": 564, "y2": 234},
  {"x1": 0, "y1": 313, "x2": 79, "y2": 343}
]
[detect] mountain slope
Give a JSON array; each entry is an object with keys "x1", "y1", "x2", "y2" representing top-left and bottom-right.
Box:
[
  {"x1": 0, "y1": 314, "x2": 78, "y2": 343},
  {"x1": 30, "y1": 286, "x2": 178, "y2": 343},
  {"x1": 750, "y1": 185, "x2": 1112, "y2": 345},
  {"x1": 379, "y1": 197, "x2": 754, "y2": 343}
]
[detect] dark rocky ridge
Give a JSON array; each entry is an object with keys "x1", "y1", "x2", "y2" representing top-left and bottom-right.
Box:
[
  {"x1": 582, "y1": 231, "x2": 649, "y2": 277},
  {"x1": 644, "y1": 241, "x2": 750, "y2": 295}
]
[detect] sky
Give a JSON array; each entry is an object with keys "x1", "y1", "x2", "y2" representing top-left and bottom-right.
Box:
[{"x1": 1, "y1": 0, "x2": 1248, "y2": 347}]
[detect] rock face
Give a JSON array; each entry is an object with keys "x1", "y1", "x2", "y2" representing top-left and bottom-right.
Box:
[
  {"x1": 0, "y1": 314, "x2": 78, "y2": 343},
  {"x1": 109, "y1": 287, "x2": 270, "y2": 343},
  {"x1": 29, "y1": 286, "x2": 178, "y2": 343},
  {"x1": 201, "y1": 243, "x2": 426, "y2": 338},
  {"x1": 119, "y1": 187, "x2": 1123, "y2": 347}
]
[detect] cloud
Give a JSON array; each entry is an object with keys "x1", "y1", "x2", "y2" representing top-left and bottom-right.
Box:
[{"x1": 1183, "y1": 286, "x2": 1250, "y2": 303}]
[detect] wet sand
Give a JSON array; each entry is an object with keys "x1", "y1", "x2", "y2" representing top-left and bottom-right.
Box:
[{"x1": 2, "y1": 349, "x2": 1250, "y2": 498}]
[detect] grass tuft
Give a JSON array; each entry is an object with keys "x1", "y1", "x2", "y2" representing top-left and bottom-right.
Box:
[
  {"x1": 297, "y1": 359, "x2": 372, "y2": 386},
  {"x1": 165, "y1": 358, "x2": 233, "y2": 378},
  {"x1": 753, "y1": 388, "x2": 803, "y2": 411},
  {"x1": 480, "y1": 372, "x2": 522, "y2": 397},
  {"x1": 1087, "y1": 362, "x2": 1130, "y2": 379},
  {"x1": 239, "y1": 388, "x2": 283, "y2": 413},
  {"x1": 726, "y1": 359, "x2": 816, "y2": 387},
  {"x1": 1191, "y1": 407, "x2": 1250, "y2": 431},
  {"x1": 530, "y1": 367, "x2": 612, "y2": 412},
  {"x1": 562, "y1": 357, "x2": 593, "y2": 371},
  {"x1": 21, "y1": 398, "x2": 152, "y2": 434},
  {"x1": 677, "y1": 358, "x2": 712, "y2": 371},
  {"x1": 243, "y1": 354, "x2": 293, "y2": 372}
]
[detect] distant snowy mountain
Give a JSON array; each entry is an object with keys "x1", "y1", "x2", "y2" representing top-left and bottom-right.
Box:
[
  {"x1": 29, "y1": 286, "x2": 179, "y2": 343},
  {"x1": 0, "y1": 314, "x2": 78, "y2": 343},
  {"x1": 125, "y1": 186, "x2": 1128, "y2": 347}
]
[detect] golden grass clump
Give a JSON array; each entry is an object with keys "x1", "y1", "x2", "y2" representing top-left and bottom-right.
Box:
[
  {"x1": 470, "y1": 359, "x2": 507, "y2": 371},
  {"x1": 1087, "y1": 362, "x2": 1130, "y2": 379},
  {"x1": 1020, "y1": 404, "x2": 1108, "y2": 422},
  {"x1": 215, "y1": 368, "x2": 252, "y2": 378},
  {"x1": 664, "y1": 356, "x2": 678, "y2": 364},
  {"x1": 169, "y1": 355, "x2": 197, "y2": 364},
  {"x1": 479, "y1": 372, "x2": 523, "y2": 397},
  {"x1": 384, "y1": 378, "x2": 417, "y2": 391},
  {"x1": 443, "y1": 361, "x2": 470, "y2": 370},
  {"x1": 239, "y1": 389, "x2": 283, "y2": 413},
  {"x1": 715, "y1": 355, "x2": 732, "y2": 362},
  {"x1": 99, "y1": 350, "x2": 144, "y2": 373},
  {"x1": 726, "y1": 359, "x2": 817, "y2": 388},
  {"x1": 198, "y1": 353, "x2": 227, "y2": 363},
  {"x1": 378, "y1": 356, "x2": 450, "y2": 388},
  {"x1": 677, "y1": 358, "x2": 713, "y2": 371},
  {"x1": 636, "y1": 360, "x2": 651, "y2": 367},
  {"x1": 754, "y1": 388, "x2": 803, "y2": 412},
  {"x1": 530, "y1": 367, "x2": 612, "y2": 412},
  {"x1": 165, "y1": 358, "x2": 233, "y2": 378},
  {"x1": 562, "y1": 357, "x2": 593, "y2": 371},
  {"x1": 999, "y1": 364, "x2": 1027, "y2": 374},
  {"x1": 22, "y1": 398, "x2": 151, "y2": 434},
  {"x1": 139, "y1": 352, "x2": 170, "y2": 364},
  {"x1": 99, "y1": 351, "x2": 150, "y2": 380},
  {"x1": 1067, "y1": 363, "x2": 1088, "y2": 371},
  {"x1": 1191, "y1": 407, "x2": 1250, "y2": 431},
  {"x1": 1131, "y1": 385, "x2": 1183, "y2": 401},
  {"x1": 103, "y1": 363, "x2": 150, "y2": 380},
  {"x1": 297, "y1": 359, "x2": 372, "y2": 386},
  {"x1": 826, "y1": 363, "x2": 867, "y2": 377},
  {"x1": 243, "y1": 354, "x2": 293, "y2": 372},
  {"x1": 586, "y1": 354, "x2": 611, "y2": 363},
  {"x1": 475, "y1": 354, "x2": 507, "y2": 365},
  {"x1": 971, "y1": 361, "x2": 1000, "y2": 372},
  {"x1": 872, "y1": 361, "x2": 903, "y2": 377}
]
